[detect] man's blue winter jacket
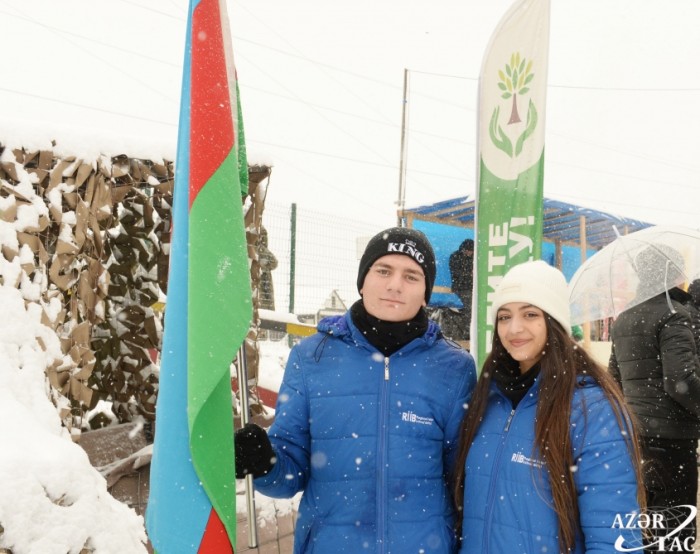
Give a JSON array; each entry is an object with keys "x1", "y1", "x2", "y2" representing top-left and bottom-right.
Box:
[
  {"x1": 459, "y1": 377, "x2": 642, "y2": 553},
  {"x1": 255, "y1": 312, "x2": 476, "y2": 553}
]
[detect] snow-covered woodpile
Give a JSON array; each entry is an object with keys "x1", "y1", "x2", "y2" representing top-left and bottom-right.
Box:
[
  {"x1": 0, "y1": 141, "x2": 275, "y2": 442},
  {"x1": 0, "y1": 143, "x2": 172, "y2": 433},
  {"x1": 239, "y1": 167, "x2": 273, "y2": 422}
]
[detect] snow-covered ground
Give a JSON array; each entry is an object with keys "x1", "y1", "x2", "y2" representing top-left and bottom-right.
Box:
[
  {"x1": 254, "y1": 335, "x2": 290, "y2": 400},
  {"x1": 0, "y1": 286, "x2": 149, "y2": 553},
  {"x1": 0, "y1": 151, "x2": 150, "y2": 552}
]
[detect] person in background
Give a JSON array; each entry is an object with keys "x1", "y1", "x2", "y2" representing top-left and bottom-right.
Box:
[
  {"x1": 685, "y1": 278, "x2": 700, "y2": 350},
  {"x1": 257, "y1": 226, "x2": 278, "y2": 311},
  {"x1": 454, "y1": 260, "x2": 644, "y2": 553},
  {"x1": 609, "y1": 246, "x2": 700, "y2": 552},
  {"x1": 235, "y1": 227, "x2": 477, "y2": 553},
  {"x1": 449, "y1": 238, "x2": 474, "y2": 339}
]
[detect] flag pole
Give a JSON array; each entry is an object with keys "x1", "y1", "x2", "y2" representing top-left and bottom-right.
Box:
[
  {"x1": 396, "y1": 67, "x2": 410, "y2": 227},
  {"x1": 237, "y1": 344, "x2": 258, "y2": 548}
]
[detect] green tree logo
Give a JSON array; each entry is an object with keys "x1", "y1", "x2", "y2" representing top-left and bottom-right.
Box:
[
  {"x1": 489, "y1": 52, "x2": 538, "y2": 158},
  {"x1": 498, "y1": 52, "x2": 534, "y2": 124}
]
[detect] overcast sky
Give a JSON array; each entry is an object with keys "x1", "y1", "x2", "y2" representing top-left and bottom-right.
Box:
[{"x1": 1, "y1": 0, "x2": 698, "y2": 229}]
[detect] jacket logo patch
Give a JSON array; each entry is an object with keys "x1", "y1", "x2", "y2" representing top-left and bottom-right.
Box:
[
  {"x1": 511, "y1": 451, "x2": 544, "y2": 469},
  {"x1": 401, "y1": 411, "x2": 433, "y2": 425}
]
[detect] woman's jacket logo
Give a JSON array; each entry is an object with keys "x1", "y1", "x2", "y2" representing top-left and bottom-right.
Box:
[
  {"x1": 613, "y1": 506, "x2": 697, "y2": 552},
  {"x1": 400, "y1": 410, "x2": 433, "y2": 426}
]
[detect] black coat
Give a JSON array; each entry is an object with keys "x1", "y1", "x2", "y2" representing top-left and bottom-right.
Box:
[
  {"x1": 449, "y1": 249, "x2": 473, "y2": 297},
  {"x1": 609, "y1": 288, "x2": 700, "y2": 439},
  {"x1": 684, "y1": 300, "x2": 700, "y2": 351}
]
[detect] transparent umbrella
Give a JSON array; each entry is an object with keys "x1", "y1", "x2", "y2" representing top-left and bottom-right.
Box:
[{"x1": 568, "y1": 225, "x2": 700, "y2": 325}]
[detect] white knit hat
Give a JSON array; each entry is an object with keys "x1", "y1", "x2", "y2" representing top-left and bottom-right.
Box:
[{"x1": 491, "y1": 260, "x2": 572, "y2": 335}]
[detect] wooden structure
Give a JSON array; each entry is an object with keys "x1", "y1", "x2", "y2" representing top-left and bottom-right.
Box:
[
  {"x1": 402, "y1": 195, "x2": 653, "y2": 263},
  {"x1": 402, "y1": 196, "x2": 654, "y2": 348}
]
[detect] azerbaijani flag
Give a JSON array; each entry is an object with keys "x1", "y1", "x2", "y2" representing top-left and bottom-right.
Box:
[
  {"x1": 146, "y1": 0, "x2": 251, "y2": 552},
  {"x1": 473, "y1": 0, "x2": 550, "y2": 366}
]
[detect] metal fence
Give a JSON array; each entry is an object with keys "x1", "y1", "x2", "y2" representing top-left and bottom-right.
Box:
[{"x1": 262, "y1": 202, "x2": 392, "y2": 320}]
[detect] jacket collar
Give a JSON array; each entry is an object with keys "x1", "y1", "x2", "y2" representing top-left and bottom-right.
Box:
[
  {"x1": 317, "y1": 311, "x2": 440, "y2": 353},
  {"x1": 490, "y1": 371, "x2": 593, "y2": 409}
]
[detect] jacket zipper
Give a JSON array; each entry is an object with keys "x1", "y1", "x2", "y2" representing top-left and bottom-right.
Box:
[
  {"x1": 481, "y1": 406, "x2": 516, "y2": 552},
  {"x1": 378, "y1": 356, "x2": 390, "y2": 553}
]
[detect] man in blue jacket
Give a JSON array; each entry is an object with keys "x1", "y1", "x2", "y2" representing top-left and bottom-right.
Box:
[{"x1": 235, "y1": 227, "x2": 476, "y2": 553}]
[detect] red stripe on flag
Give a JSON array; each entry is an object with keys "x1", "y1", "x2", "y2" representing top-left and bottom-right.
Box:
[
  {"x1": 190, "y1": 0, "x2": 235, "y2": 208},
  {"x1": 198, "y1": 508, "x2": 234, "y2": 553}
]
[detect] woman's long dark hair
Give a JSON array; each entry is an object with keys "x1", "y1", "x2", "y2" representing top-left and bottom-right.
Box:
[{"x1": 452, "y1": 315, "x2": 645, "y2": 553}]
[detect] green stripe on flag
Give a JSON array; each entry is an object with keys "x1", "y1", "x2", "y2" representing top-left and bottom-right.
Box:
[
  {"x1": 188, "y1": 148, "x2": 252, "y2": 541},
  {"x1": 236, "y1": 81, "x2": 249, "y2": 196}
]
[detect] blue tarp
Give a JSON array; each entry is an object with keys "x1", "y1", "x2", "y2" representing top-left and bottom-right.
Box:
[
  {"x1": 411, "y1": 220, "x2": 472, "y2": 308},
  {"x1": 407, "y1": 196, "x2": 653, "y2": 308}
]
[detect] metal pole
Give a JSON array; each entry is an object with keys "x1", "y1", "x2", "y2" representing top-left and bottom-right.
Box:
[
  {"x1": 236, "y1": 345, "x2": 258, "y2": 548},
  {"x1": 579, "y1": 215, "x2": 591, "y2": 350},
  {"x1": 396, "y1": 68, "x2": 410, "y2": 227},
  {"x1": 288, "y1": 203, "x2": 297, "y2": 347}
]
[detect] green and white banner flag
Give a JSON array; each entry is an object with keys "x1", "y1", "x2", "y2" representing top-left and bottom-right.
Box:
[{"x1": 474, "y1": 0, "x2": 551, "y2": 367}]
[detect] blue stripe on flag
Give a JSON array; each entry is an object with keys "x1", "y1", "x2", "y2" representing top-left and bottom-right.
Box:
[{"x1": 146, "y1": 1, "x2": 212, "y2": 550}]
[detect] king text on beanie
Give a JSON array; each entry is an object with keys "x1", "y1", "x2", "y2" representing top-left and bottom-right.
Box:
[{"x1": 357, "y1": 227, "x2": 436, "y2": 303}]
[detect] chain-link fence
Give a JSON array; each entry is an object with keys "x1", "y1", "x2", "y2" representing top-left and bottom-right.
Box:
[{"x1": 262, "y1": 202, "x2": 393, "y2": 321}]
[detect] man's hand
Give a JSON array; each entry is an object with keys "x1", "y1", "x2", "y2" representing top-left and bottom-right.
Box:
[{"x1": 234, "y1": 422, "x2": 276, "y2": 479}]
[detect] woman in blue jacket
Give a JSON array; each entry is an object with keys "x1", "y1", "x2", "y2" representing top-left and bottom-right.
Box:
[{"x1": 453, "y1": 260, "x2": 645, "y2": 553}]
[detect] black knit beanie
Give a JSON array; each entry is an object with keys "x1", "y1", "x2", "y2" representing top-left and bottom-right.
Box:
[{"x1": 357, "y1": 227, "x2": 436, "y2": 303}]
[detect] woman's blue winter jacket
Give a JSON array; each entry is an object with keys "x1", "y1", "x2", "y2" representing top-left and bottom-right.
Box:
[
  {"x1": 255, "y1": 312, "x2": 476, "y2": 554},
  {"x1": 459, "y1": 377, "x2": 642, "y2": 553}
]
